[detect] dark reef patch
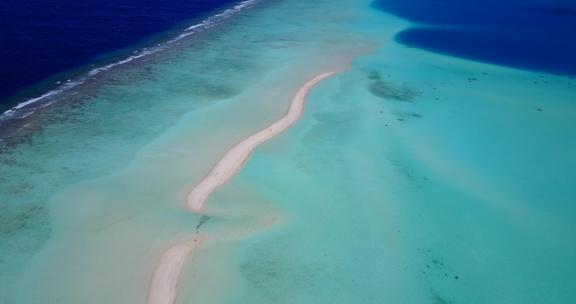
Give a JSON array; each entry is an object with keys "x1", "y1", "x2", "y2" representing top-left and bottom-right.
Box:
[
  {"x1": 366, "y1": 71, "x2": 421, "y2": 102},
  {"x1": 367, "y1": 70, "x2": 383, "y2": 80},
  {"x1": 0, "y1": 205, "x2": 48, "y2": 236},
  {"x1": 432, "y1": 290, "x2": 453, "y2": 304},
  {"x1": 0, "y1": 203, "x2": 51, "y2": 271},
  {"x1": 394, "y1": 112, "x2": 422, "y2": 122}
]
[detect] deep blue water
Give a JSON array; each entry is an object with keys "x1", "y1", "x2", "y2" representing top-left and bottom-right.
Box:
[
  {"x1": 373, "y1": 0, "x2": 576, "y2": 75},
  {"x1": 0, "y1": 0, "x2": 239, "y2": 107}
]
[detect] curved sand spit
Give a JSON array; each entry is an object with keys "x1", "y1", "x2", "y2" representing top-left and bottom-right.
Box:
[
  {"x1": 186, "y1": 71, "x2": 337, "y2": 211},
  {"x1": 147, "y1": 71, "x2": 338, "y2": 304}
]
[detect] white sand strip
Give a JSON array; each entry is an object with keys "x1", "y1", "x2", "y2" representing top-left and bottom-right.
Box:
[
  {"x1": 187, "y1": 71, "x2": 337, "y2": 211},
  {"x1": 147, "y1": 234, "x2": 199, "y2": 304}
]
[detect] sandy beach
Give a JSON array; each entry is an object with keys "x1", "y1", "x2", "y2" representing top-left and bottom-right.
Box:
[{"x1": 146, "y1": 71, "x2": 338, "y2": 304}]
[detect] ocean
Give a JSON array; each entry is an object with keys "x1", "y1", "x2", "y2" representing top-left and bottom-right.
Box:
[
  {"x1": 0, "y1": 0, "x2": 241, "y2": 111},
  {"x1": 373, "y1": 0, "x2": 576, "y2": 75},
  {"x1": 1, "y1": 0, "x2": 575, "y2": 303}
]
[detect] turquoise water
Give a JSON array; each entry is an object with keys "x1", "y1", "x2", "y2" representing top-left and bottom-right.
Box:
[
  {"x1": 1, "y1": 0, "x2": 575, "y2": 303},
  {"x1": 212, "y1": 47, "x2": 576, "y2": 303}
]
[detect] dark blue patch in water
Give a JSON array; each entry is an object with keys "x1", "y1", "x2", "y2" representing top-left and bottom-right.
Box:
[
  {"x1": 372, "y1": 0, "x2": 576, "y2": 75},
  {"x1": 0, "y1": 0, "x2": 240, "y2": 106}
]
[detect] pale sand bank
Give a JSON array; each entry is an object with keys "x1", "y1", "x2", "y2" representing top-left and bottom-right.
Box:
[
  {"x1": 147, "y1": 71, "x2": 339, "y2": 304},
  {"x1": 146, "y1": 238, "x2": 198, "y2": 304},
  {"x1": 186, "y1": 71, "x2": 337, "y2": 211}
]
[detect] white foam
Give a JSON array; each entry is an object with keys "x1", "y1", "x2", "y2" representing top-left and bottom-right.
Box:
[{"x1": 186, "y1": 23, "x2": 205, "y2": 30}]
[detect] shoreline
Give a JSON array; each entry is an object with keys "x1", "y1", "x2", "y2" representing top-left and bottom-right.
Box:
[{"x1": 146, "y1": 71, "x2": 339, "y2": 304}]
